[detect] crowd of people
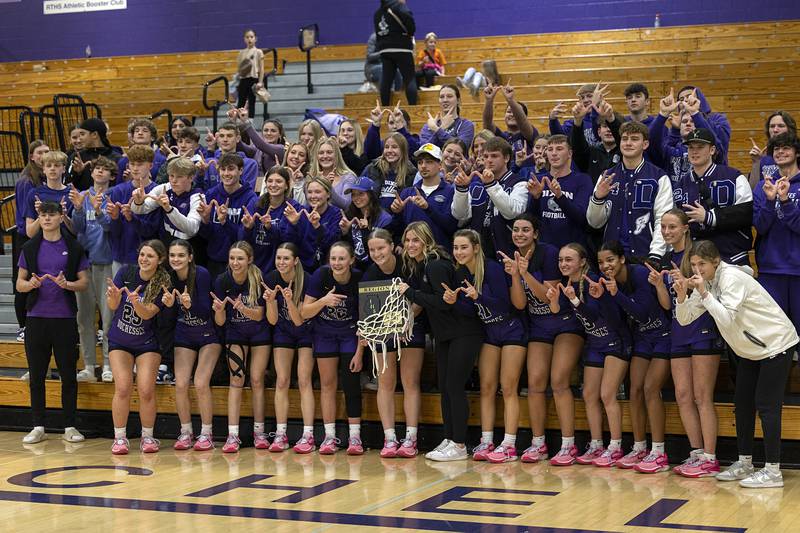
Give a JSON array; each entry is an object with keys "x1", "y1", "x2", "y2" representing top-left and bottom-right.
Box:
[{"x1": 11, "y1": 13, "x2": 800, "y2": 491}]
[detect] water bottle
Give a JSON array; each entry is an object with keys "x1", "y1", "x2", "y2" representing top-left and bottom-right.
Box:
[
  {"x1": 85, "y1": 45, "x2": 92, "y2": 58},
  {"x1": 654, "y1": 13, "x2": 661, "y2": 28}
]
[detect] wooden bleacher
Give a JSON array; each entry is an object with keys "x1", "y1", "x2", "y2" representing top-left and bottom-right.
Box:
[{"x1": 0, "y1": 19, "x2": 796, "y2": 172}]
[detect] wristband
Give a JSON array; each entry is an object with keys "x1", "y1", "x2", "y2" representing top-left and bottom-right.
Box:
[{"x1": 569, "y1": 296, "x2": 580, "y2": 307}]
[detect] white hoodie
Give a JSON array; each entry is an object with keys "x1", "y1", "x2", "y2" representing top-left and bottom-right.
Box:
[{"x1": 676, "y1": 262, "x2": 799, "y2": 361}]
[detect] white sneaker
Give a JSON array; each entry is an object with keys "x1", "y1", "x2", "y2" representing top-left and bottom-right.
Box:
[
  {"x1": 20, "y1": 371, "x2": 29, "y2": 382},
  {"x1": 63, "y1": 427, "x2": 85, "y2": 442},
  {"x1": 23, "y1": 427, "x2": 47, "y2": 444},
  {"x1": 716, "y1": 460, "x2": 755, "y2": 481},
  {"x1": 364, "y1": 377, "x2": 378, "y2": 391},
  {"x1": 426, "y1": 441, "x2": 468, "y2": 462},
  {"x1": 101, "y1": 366, "x2": 113, "y2": 383},
  {"x1": 76, "y1": 367, "x2": 97, "y2": 382},
  {"x1": 739, "y1": 467, "x2": 784, "y2": 489},
  {"x1": 424, "y1": 439, "x2": 451, "y2": 459},
  {"x1": 16, "y1": 327, "x2": 25, "y2": 342},
  {"x1": 96, "y1": 330, "x2": 103, "y2": 345}
]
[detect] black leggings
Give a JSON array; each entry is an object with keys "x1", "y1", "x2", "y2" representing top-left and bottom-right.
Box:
[
  {"x1": 416, "y1": 68, "x2": 438, "y2": 88},
  {"x1": 12, "y1": 233, "x2": 28, "y2": 328},
  {"x1": 237, "y1": 76, "x2": 258, "y2": 118},
  {"x1": 25, "y1": 317, "x2": 79, "y2": 427},
  {"x1": 339, "y1": 354, "x2": 362, "y2": 419},
  {"x1": 734, "y1": 348, "x2": 795, "y2": 463},
  {"x1": 436, "y1": 336, "x2": 482, "y2": 443},
  {"x1": 380, "y1": 52, "x2": 417, "y2": 106}
]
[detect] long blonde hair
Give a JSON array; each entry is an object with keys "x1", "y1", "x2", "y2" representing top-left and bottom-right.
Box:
[
  {"x1": 563, "y1": 242, "x2": 589, "y2": 303},
  {"x1": 309, "y1": 137, "x2": 354, "y2": 178},
  {"x1": 276, "y1": 242, "x2": 304, "y2": 306},
  {"x1": 297, "y1": 119, "x2": 323, "y2": 147},
  {"x1": 376, "y1": 132, "x2": 411, "y2": 188},
  {"x1": 401, "y1": 221, "x2": 444, "y2": 277},
  {"x1": 138, "y1": 240, "x2": 171, "y2": 305},
  {"x1": 228, "y1": 241, "x2": 263, "y2": 306},
  {"x1": 453, "y1": 229, "x2": 485, "y2": 295},
  {"x1": 339, "y1": 119, "x2": 364, "y2": 156}
]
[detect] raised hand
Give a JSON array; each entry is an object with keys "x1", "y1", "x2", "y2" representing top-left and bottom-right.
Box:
[
  {"x1": 320, "y1": 288, "x2": 346, "y2": 308},
  {"x1": 216, "y1": 198, "x2": 230, "y2": 224},
  {"x1": 284, "y1": 202, "x2": 301, "y2": 225},
  {"x1": 526, "y1": 175, "x2": 545, "y2": 199},
  {"x1": 390, "y1": 190, "x2": 409, "y2": 214},
  {"x1": 28, "y1": 273, "x2": 43, "y2": 289},
  {"x1": 749, "y1": 137, "x2": 765, "y2": 162},
  {"x1": 684, "y1": 89, "x2": 701, "y2": 115},
  {"x1": 645, "y1": 262, "x2": 667, "y2": 288},
  {"x1": 106, "y1": 277, "x2": 122, "y2": 300},
  {"x1": 72, "y1": 152, "x2": 86, "y2": 173},
  {"x1": 501, "y1": 79, "x2": 514, "y2": 101},
  {"x1": 261, "y1": 281, "x2": 278, "y2": 301},
  {"x1": 497, "y1": 251, "x2": 518, "y2": 276},
  {"x1": 426, "y1": 112, "x2": 440, "y2": 132},
  {"x1": 106, "y1": 200, "x2": 121, "y2": 220},
  {"x1": 776, "y1": 175, "x2": 791, "y2": 202},
  {"x1": 483, "y1": 83, "x2": 500, "y2": 100},
  {"x1": 549, "y1": 101, "x2": 566, "y2": 120},
  {"x1": 544, "y1": 281, "x2": 560, "y2": 305},
  {"x1": 659, "y1": 87, "x2": 679, "y2": 117},
  {"x1": 68, "y1": 185, "x2": 87, "y2": 210},
  {"x1": 602, "y1": 274, "x2": 618, "y2": 296},
  {"x1": 307, "y1": 205, "x2": 321, "y2": 228},
  {"x1": 179, "y1": 286, "x2": 191, "y2": 308},
  {"x1": 480, "y1": 168, "x2": 495, "y2": 185},
  {"x1": 125, "y1": 285, "x2": 143, "y2": 302},
  {"x1": 595, "y1": 172, "x2": 616, "y2": 199},
  {"x1": 682, "y1": 200, "x2": 707, "y2": 225},
  {"x1": 591, "y1": 81, "x2": 610, "y2": 109},
  {"x1": 516, "y1": 249, "x2": 532, "y2": 274},
  {"x1": 515, "y1": 140, "x2": 533, "y2": 167},
  {"x1": 572, "y1": 100, "x2": 589, "y2": 122},
  {"x1": 584, "y1": 275, "x2": 605, "y2": 299},
  {"x1": 240, "y1": 205, "x2": 256, "y2": 229},
  {"x1": 156, "y1": 192, "x2": 172, "y2": 212},
  {"x1": 559, "y1": 281, "x2": 576, "y2": 301},
  {"x1": 369, "y1": 99, "x2": 386, "y2": 126},
  {"x1": 543, "y1": 176, "x2": 562, "y2": 198},
  {"x1": 131, "y1": 186, "x2": 147, "y2": 205},
  {"x1": 440, "y1": 282, "x2": 462, "y2": 304},
  {"x1": 439, "y1": 108, "x2": 456, "y2": 130},
  {"x1": 339, "y1": 216, "x2": 356, "y2": 233},
  {"x1": 120, "y1": 199, "x2": 134, "y2": 222},
  {"x1": 211, "y1": 292, "x2": 227, "y2": 312},
  {"x1": 90, "y1": 192, "x2": 104, "y2": 213},
  {"x1": 162, "y1": 285, "x2": 176, "y2": 307},
  {"x1": 597, "y1": 100, "x2": 614, "y2": 122},
  {"x1": 196, "y1": 196, "x2": 214, "y2": 224}
]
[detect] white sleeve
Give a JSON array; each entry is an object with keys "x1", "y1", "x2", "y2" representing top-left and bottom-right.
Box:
[
  {"x1": 451, "y1": 187, "x2": 472, "y2": 222},
  {"x1": 675, "y1": 290, "x2": 708, "y2": 326},
  {"x1": 701, "y1": 270, "x2": 747, "y2": 331},
  {"x1": 164, "y1": 191, "x2": 204, "y2": 237},
  {"x1": 487, "y1": 181, "x2": 527, "y2": 220},
  {"x1": 586, "y1": 179, "x2": 611, "y2": 229},
  {"x1": 648, "y1": 174, "x2": 673, "y2": 258},
  {"x1": 130, "y1": 183, "x2": 165, "y2": 214}
]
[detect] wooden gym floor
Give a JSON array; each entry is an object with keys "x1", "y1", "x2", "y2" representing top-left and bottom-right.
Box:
[{"x1": 0, "y1": 432, "x2": 794, "y2": 532}]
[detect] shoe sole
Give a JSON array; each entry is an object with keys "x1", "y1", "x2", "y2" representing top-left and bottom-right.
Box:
[
  {"x1": 427, "y1": 455, "x2": 467, "y2": 462},
  {"x1": 636, "y1": 466, "x2": 670, "y2": 474},
  {"x1": 487, "y1": 457, "x2": 518, "y2": 464},
  {"x1": 293, "y1": 448, "x2": 314, "y2": 454},
  {"x1": 347, "y1": 450, "x2": 364, "y2": 456},
  {"x1": 740, "y1": 481, "x2": 783, "y2": 488},
  {"x1": 550, "y1": 461, "x2": 576, "y2": 466},
  {"x1": 679, "y1": 472, "x2": 719, "y2": 478},
  {"x1": 111, "y1": 450, "x2": 128, "y2": 455},
  {"x1": 521, "y1": 456, "x2": 547, "y2": 463}
]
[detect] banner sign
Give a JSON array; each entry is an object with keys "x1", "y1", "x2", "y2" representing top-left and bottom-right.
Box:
[{"x1": 43, "y1": 0, "x2": 126, "y2": 15}]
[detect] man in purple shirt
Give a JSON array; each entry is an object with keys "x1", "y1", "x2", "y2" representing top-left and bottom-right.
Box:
[{"x1": 17, "y1": 201, "x2": 90, "y2": 445}]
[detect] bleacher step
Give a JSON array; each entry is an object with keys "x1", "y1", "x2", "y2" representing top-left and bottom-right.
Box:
[{"x1": 282, "y1": 60, "x2": 363, "y2": 75}]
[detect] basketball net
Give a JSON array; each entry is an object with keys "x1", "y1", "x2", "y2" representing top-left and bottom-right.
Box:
[{"x1": 357, "y1": 277, "x2": 414, "y2": 377}]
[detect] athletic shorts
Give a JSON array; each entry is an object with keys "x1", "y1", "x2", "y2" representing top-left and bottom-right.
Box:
[
  {"x1": 671, "y1": 338, "x2": 725, "y2": 358},
  {"x1": 109, "y1": 342, "x2": 160, "y2": 358},
  {"x1": 632, "y1": 334, "x2": 671, "y2": 360},
  {"x1": 314, "y1": 329, "x2": 358, "y2": 358},
  {"x1": 528, "y1": 313, "x2": 584, "y2": 344},
  {"x1": 273, "y1": 323, "x2": 313, "y2": 349},
  {"x1": 485, "y1": 317, "x2": 527, "y2": 348},
  {"x1": 174, "y1": 329, "x2": 220, "y2": 351},
  {"x1": 583, "y1": 338, "x2": 628, "y2": 368},
  {"x1": 385, "y1": 320, "x2": 428, "y2": 351},
  {"x1": 226, "y1": 324, "x2": 271, "y2": 347}
]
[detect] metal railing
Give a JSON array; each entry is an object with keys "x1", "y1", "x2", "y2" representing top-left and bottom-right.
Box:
[
  {"x1": 0, "y1": 193, "x2": 17, "y2": 252},
  {"x1": 150, "y1": 108, "x2": 174, "y2": 143},
  {"x1": 202, "y1": 76, "x2": 229, "y2": 133}
]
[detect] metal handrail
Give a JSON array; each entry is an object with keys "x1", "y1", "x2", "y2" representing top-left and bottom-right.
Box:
[
  {"x1": 202, "y1": 76, "x2": 229, "y2": 132},
  {"x1": 0, "y1": 193, "x2": 16, "y2": 246},
  {"x1": 150, "y1": 108, "x2": 174, "y2": 142}
]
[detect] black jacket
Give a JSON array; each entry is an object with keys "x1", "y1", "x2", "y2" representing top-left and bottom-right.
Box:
[
  {"x1": 66, "y1": 146, "x2": 122, "y2": 191},
  {"x1": 374, "y1": 0, "x2": 415, "y2": 53}
]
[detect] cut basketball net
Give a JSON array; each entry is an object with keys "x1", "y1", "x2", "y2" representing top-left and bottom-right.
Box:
[{"x1": 357, "y1": 278, "x2": 414, "y2": 377}]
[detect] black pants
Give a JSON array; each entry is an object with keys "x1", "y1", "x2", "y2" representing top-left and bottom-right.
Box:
[
  {"x1": 339, "y1": 354, "x2": 362, "y2": 419},
  {"x1": 380, "y1": 52, "x2": 417, "y2": 106},
  {"x1": 237, "y1": 76, "x2": 258, "y2": 118},
  {"x1": 25, "y1": 317, "x2": 79, "y2": 427},
  {"x1": 734, "y1": 348, "x2": 794, "y2": 463},
  {"x1": 436, "y1": 336, "x2": 482, "y2": 443},
  {"x1": 12, "y1": 233, "x2": 28, "y2": 328},
  {"x1": 415, "y1": 68, "x2": 438, "y2": 88}
]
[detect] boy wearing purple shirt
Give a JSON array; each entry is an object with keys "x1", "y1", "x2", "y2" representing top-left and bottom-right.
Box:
[
  {"x1": 24, "y1": 150, "x2": 73, "y2": 238},
  {"x1": 17, "y1": 201, "x2": 90, "y2": 444},
  {"x1": 482, "y1": 82, "x2": 538, "y2": 158},
  {"x1": 197, "y1": 122, "x2": 259, "y2": 192}
]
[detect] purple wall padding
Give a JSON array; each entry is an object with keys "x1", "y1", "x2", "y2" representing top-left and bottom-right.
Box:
[{"x1": 1, "y1": 0, "x2": 797, "y2": 62}]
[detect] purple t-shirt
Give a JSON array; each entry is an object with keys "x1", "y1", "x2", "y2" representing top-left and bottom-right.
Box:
[
  {"x1": 213, "y1": 272, "x2": 267, "y2": 339},
  {"x1": 108, "y1": 268, "x2": 164, "y2": 351},
  {"x1": 18, "y1": 238, "x2": 89, "y2": 318},
  {"x1": 305, "y1": 266, "x2": 360, "y2": 334}
]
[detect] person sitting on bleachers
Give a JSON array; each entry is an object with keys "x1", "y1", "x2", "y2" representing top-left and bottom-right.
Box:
[
  {"x1": 549, "y1": 83, "x2": 606, "y2": 148},
  {"x1": 338, "y1": 119, "x2": 370, "y2": 176},
  {"x1": 415, "y1": 32, "x2": 446, "y2": 89},
  {"x1": 228, "y1": 107, "x2": 287, "y2": 174},
  {"x1": 623, "y1": 83, "x2": 654, "y2": 126},
  {"x1": 676, "y1": 86, "x2": 731, "y2": 165},
  {"x1": 419, "y1": 84, "x2": 475, "y2": 148},
  {"x1": 748, "y1": 111, "x2": 797, "y2": 189},
  {"x1": 569, "y1": 99, "x2": 621, "y2": 183},
  {"x1": 364, "y1": 101, "x2": 419, "y2": 160},
  {"x1": 197, "y1": 122, "x2": 259, "y2": 192}
]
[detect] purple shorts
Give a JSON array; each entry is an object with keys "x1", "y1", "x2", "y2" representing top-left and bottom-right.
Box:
[
  {"x1": 671, "y1": 338, "x2": 725, "y2": 358},
  {"x1": 174, "y1": 325, "x2": 220, "y2": 351},
  {"x1": 273, "y1": 322, "x2": 313, "y2": 349},
  {"x1": 313, "y1": 328, "x2": 358, "y2": 358},
  {"x1": 226, "y1": 326, "x2": 271, "y2": 347},
  {"x1": 632, "y1": 333, "x2": 671, "y2": 360},
  {"x1": 528, "y1": 313, "x2": 584, "y2": 344},
  {"x1": 485, "y1": 316, "x2": 527, "y2": 347},
  {"x1": 109, "y1": 342, "x2": 160, "y2": 358},
  {"x1": 584, "y1": 338, "x2": 627, "y2": 368}
]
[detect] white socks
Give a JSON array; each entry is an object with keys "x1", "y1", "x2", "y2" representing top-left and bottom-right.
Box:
[
  {"x1": 608, "y1": 439, "x2": 622, "y2": 451},
  {"x1": 532, "y1": 435, "x2": 545, "y2": 447},
  {"x1": 481, "y1": 431, "x2": 493, "y2": 444},
  {"x1": 201, "y1": 424, "x2": 213, "y2": 436},
  {"x1": 303, "y1": 425, "x2": 314, "y2": 436},
  {"x1": 501, "y1": 433, "x2": 516, "y2": 447},
  {"x1": 384, "y1": 428, "x2": 396, "y2": 441},
  {"x1": 349, "y1": 424, "x2": 360, "y2": 439},
  {"x1": 228, "y1": 425, "x2": 239, "y2": 437},
  {"x1": 180, "y1": 422, "x2": 192, "y2": 436},
  {"x1": 114, "y1": 427, "x2": 126, "y2": 439},
  {"x1": 765, "y1": 462, "x2": 781, "y2": 473},
  {"x1": 324, "y1": 423, "x2": 335, "y2": 438},
  {"x1": 739, "y1": 455, "x2": 753, "y2": 464},
  {"x1": 590, "y1": 439, "x2": 603, "y2": 449},
  {"x1": 405, "y1": 426, "x2": 417, "y2": 441},
  {"x1": 561, "y1": 436, "x2": 575, "y2": 448},
  {"x1": 141, "y1": 427, "x2": 153, "y2": 439},
  {"x1": 254, "y1": 422, "x2": 265, "y2": 434},
  {"x1": 276, "y1": 423, "x2": 287, "y2": 436},
  {"x1": 652, "y1": 442, "x2": 665, "y2": 454}
]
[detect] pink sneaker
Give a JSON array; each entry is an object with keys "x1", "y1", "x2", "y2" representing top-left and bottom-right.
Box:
[
  {"x1": 140, "y1": 436, "x2": 160, "y2": 453},
  {"x1": 173, "y1": 433, "x2": 193, "y2": 451},
  {"x1": 193, "y1": 434, "x2": 214, "y2": 451},
  {"x1": 576, "y1": 445, "x2": 605, "y2": 465},
  {"x1": 678, "y1": 458, "x2": 720, "y2": 478},
  {"x1": 471, "y1": 441, "x2": 495, "y2": 461},
  {"x1": 592, "y1": 447, "x2": 623, "y2": 467},
  {"x1": 380, "y1": 439, "x2": 399, "y2": 458},
  {"x1": 269, "y1": 433, "x2": 289, "y2": 452},
  {"x1": 521, "y1": 443, "x2": 548, "y2": 463},
  {"x1": 549, "y1": 444, "x2": 578, "y2": 466},
  {"x1": 111, "y1": 437, "x2": 130, "y2": 455},
  {"x1": 617, "y1": 448, "x2": 648, "y2": 469},
  {"x1": 222, "y1": 434, "x2": 241, "y2": 453},
  {"x1": 254, "y1": 432, "x2": 270, "y2": 450},
  {"x1": 293, "y1": 433, "x2": 316, "y2": 454},
  {"x1": 396, "y1": 437, "x2": 418, "y2": 458},
  {"x1": 347, "y1": 436, "x2": 364, "y2": 455},
  {"x1": 486, "y1": 444, "x2": 518, "y2": 463},
  {"x1": 634, "y1": 451, "x2": 670, "y2": 473},
  {"x1": 673, "y1": 455, "x2": 699, "y2": 476},
  {"x1": 319, "y1": 436, "x2": 339, "y2": 455}
]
